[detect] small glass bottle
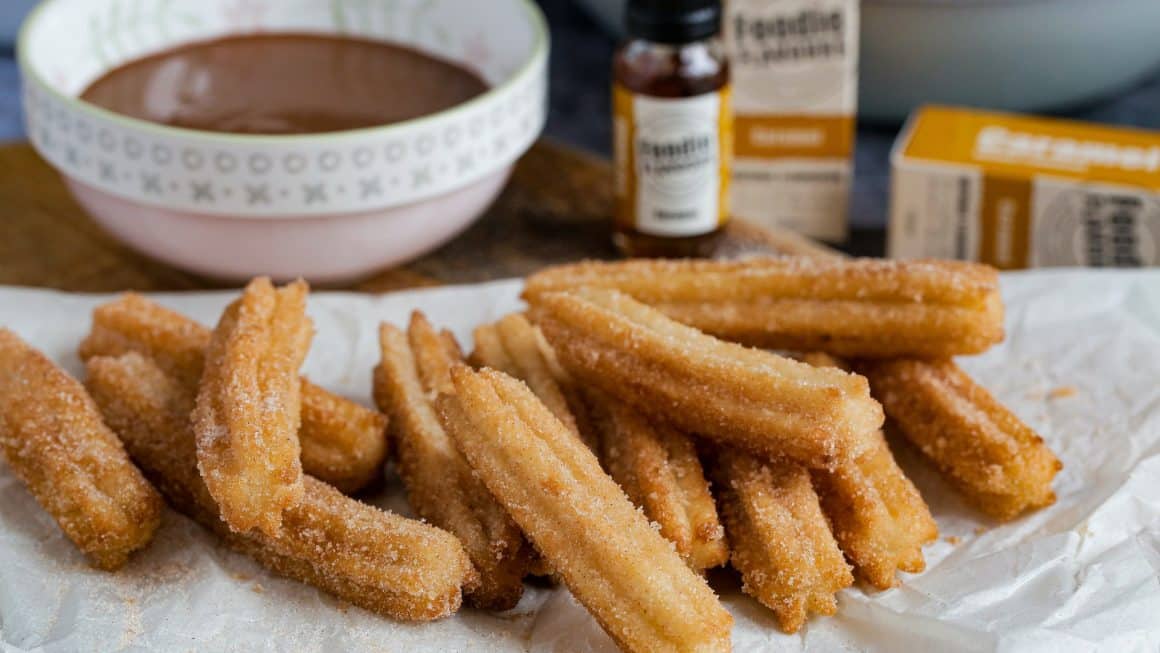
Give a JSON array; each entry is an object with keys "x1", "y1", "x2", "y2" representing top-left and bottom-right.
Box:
[{"x1": 612, "y1": 0, "x2": 732, "y2": 258}]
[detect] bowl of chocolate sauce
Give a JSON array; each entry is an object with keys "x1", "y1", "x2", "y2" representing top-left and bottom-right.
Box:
[{"x1": 19, "y1": 0, "x2": 548, "y2": 282}]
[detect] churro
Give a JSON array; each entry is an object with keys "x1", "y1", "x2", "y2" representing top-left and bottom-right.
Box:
[
  {"x1": 78, "y1": 293, "x2": 387, "y2": 493},
  {"x1": 468, "y1": 315, "x2": 572, "y2": 581},
  {"x1": 374, "y1": 313, "x2": 531, "y2": 610},
  {"x1": 528, "y1": 288, "x2": 883, "y2": 468},
  {"x1": 586, "y1": 389, "x2": 728, "y2": 571},
  {"x1": 0, "y1": 329, "x2": 162, "y2": 571},
  {"x1": 814, "y1": 431, "x2": 937, "y2": 588},
  {"x1": 470, "y1": 314, "x2": 584, "y2": 442},
  {"x1": 857, "y1": 358, "x2": 1062, "y2": 521},
  {"x1": 710, "y1": 449, "x2": 853, "y2": 634},
  {"x1": 295, "y1": 382, "x2": 389, "y2": 494},
  {"x1": 793, "y1": 353, "x2": 937, "y2": 588},
  {"x1": 86, "y1": 353, "x2": 476, "y2": 621},
  {"x1": 524, "y1": 257, "x2": 1004, "y2": 358},
  {"x1": 440, "y1": 367, "x2": 732, "y2": 653},
  {"x1": 192, "y1": 277, "x2": 312, "y2": 536}
]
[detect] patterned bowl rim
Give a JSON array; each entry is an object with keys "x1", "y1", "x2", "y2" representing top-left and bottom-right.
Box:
[{"x1": 17, "y1": 0, "x2": 549, "y2": 148}]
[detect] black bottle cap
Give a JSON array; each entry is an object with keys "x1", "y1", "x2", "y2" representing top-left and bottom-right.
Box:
[{"x1": 626, "y1": 0, "x2": 722, "y2": 44}]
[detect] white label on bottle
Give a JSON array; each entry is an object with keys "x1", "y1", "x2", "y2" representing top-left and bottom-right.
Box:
[{"x1": 631, "y1": 93, "x2": 724, "y2": 237}]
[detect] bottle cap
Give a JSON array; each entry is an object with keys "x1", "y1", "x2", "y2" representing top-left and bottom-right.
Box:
[{"x1": 626, "y1": 0, "x2": 722, "y2": 44}]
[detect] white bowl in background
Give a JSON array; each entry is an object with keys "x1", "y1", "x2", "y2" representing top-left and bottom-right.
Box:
[
  {"x1": 860, "y1": 0, "x2": 1160, "y2": 122},
  {"x1": 20, "y1": 0, "x2": 548, "y2": 283},
  {"x1": 573, "y1": 0, "x2": 1160, "y2": 124}
]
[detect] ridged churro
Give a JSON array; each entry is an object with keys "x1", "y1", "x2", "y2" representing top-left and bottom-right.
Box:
[
  {"x1": 0, "y1": 329, "x2": 162, "y2": 571},
  {"x1": 857, "y1": 359, "x2": 1062, "y2": 521},
  {"x1": 86, "y1": 353, "x2": 477, "y2": 621},
  {"x1": 470, "y1": 314, "x2": 584, "y2": 442},
  {"x1": 192, "y1": 278, "x2": 313, "y2": 536},
  {"x1": 524, "y1": 257, "x2": 1004, "y2": 358},
  {"x1": 814, "y1": 431, "x2": 937, "y2": 588},
  {"x1": 793, "y1": 353, "x2": 937, "y2": 588},
  {"x1": 78, "y1": 293, "x2": 387, "y2": 493},
  {"x1": 374, "y1": 314, "x2": 532, "y2": 610},
  {"x1": 468, "y1": 314, "x2": 576, "y2": 581},
  {"x1": 710, "y1": 449, "x2": 853, "y2": 634},
  {"x1": 586, "y1": 389, "x2": 728, "y2": 571},
  {"x1": 296, "y1": 382, "x2": 389, "y2": 494},
  {"x1": 525, "y1": 319, "x2": 601, "y2": 453},
  {"x1": 528, "y1": 288, "x2": 883, "y2": 468},
  {"x1": 440, "y1": 367, "x2": 733, "y2": 653}
]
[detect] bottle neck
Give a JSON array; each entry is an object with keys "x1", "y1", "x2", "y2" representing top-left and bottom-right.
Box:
[
  {"x1": 615, "y1": 38, "x2": 728, "y2": 97},
  {"x1": 625, "y1": 2, "x2": 722, "y2": 45}
]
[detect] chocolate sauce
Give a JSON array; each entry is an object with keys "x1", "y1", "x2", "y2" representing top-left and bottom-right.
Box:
[{"x1": 80, "y1": 34, "x2": 489, "y2": 135}]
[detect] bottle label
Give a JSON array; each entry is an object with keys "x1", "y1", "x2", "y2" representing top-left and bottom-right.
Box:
[
  {"x1": 723, "y1": 0, "x2": 859, "y2": 242},
  {"x1": 614, "y1": 85, "x2": 732, "y2": 237}
]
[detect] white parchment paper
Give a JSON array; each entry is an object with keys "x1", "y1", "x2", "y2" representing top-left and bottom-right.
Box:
[{"x1": 0, "y1": 269, "x2": 1158, "y2": 653}]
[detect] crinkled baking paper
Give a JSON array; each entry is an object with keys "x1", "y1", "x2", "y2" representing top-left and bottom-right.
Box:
[{"x1": 1, "y1": 270, "x2": 1158, "y2": 652}]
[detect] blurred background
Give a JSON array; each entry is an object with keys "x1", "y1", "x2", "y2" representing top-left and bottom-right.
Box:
[
  {"x1": 2, "y1": 0, "x2": 1159, "y2": 236},
  {"x1": 537, "y1": 0, "x2": 1160, "y2": 236}
]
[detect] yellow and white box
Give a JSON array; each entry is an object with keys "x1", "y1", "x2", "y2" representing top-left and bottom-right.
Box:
[
  {"x1": 891, "y1": 105, "x2": 1160, "y2": 268},
  {"x1": 723, "y1": 0, "x2": 859, "y2": 242}
]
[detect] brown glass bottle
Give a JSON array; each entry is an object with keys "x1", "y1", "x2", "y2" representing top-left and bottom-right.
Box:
[{"x1": 612, "y1": 0, "x2": 731, "y2": 258}]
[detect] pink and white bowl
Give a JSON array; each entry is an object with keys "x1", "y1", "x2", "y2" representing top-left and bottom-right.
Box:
[{"x1": 19, "y1": 0, "x2": 548, "y2": 283}]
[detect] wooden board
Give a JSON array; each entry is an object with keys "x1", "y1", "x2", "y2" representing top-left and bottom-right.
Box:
[{"x1": 0, "y1": 140, "x2": 834, "y2": 293}]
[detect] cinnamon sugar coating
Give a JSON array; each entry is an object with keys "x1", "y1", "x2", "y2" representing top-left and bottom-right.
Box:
[
  {"x1": 87, "y1": 353, "x2": 476, "y2": 621},
  {"x1": 440, "y1": 367, "x2": 733, "y2": 653},
  {"x1": 524, "y1": 257, "x2": 1004, "y2": 359},
  {"x1": 857, "y1": 358, "x2": 1062, "y2": 521},
  {"x1": 373, "y1": 313, "x2": 532, "y2": 610},
  {"x1": 79, "y1": 293, "x2": 387, "y2": 493},
  {"x1": 710, "y1": 449, "x2": 852, "y2": 634},
  {"x1": 0, "y1": 329, "x2": 162, "y2": 571},
  {"x1": 586, "y1": 389, "x2": 728, "y2": 571},
  {"x1": 528, "y1": 288, "x2": 883, "y2": 468},
  {"x1": 192, "y1": 278, "x2": 312, "y2": 536}
]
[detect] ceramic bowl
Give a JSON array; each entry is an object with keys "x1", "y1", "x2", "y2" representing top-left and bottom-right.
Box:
[
  {"x1": 574, "y1": 0, "x2": 1160, "y2": 124},
  {"x1": 20, "y1": 0, "x2": 548, "y2": 282},
  {"x1": 860, "y1": 0, "x2": 1160, "y2": 123}
]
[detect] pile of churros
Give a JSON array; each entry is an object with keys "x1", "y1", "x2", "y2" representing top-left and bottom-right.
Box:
[{"x1": 0, "y1": 256, "x2": 1063, "y2": 652}]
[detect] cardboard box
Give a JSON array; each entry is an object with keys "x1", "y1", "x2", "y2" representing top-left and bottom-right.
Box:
[
  {"x1": 723, "y1": 0, "x2": 859, "y2": 242},
  {"x1": 890, "y1": 105, "x2": 1160, "y2": 268}
]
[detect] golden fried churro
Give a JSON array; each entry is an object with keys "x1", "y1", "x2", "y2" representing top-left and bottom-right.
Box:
[
  {"x1": 86, "y1": 353, "x2": 477, "y2": 621},
  {"x1": 470, "y1": 314, "x2": 583, "y2": 440},
  {"x1": 461, "y1": 318, "x2": 563, "y2": 581},
  {"x1": 0, "y1": 330, "x2": 162, "y2": 571},
  {"x1": 78, "y1": 293, "x2": 387, "y2": 493},
  {"x1": 709, "y1": 449, "x2": 852, "y2": 634},
  {"x1": 524, "y1": 257, "x2": 1004, "y2": 358},
  {"x1": 529, "y1": 320, "x2": 601, "y2": 453},
  {"x1": 791, "y1": 353, "x2": 937, "y2": 588},
  {"x1": 528, "y1": 288, "x2": 883, "y2": 468},
  {"x1": 857, "y1": 359, "x2": 1062, "y2": 521},
  {"x1": 814, "y1": 431, "x2": 937, "y2": 588},
  {"x1": 374, "y1": 314, "x2": 531, "y2": 610},
  {"x1": 295, "y1": 381, "x2": 388, "y2": 494},
  {"x1": 586, "y1": 389, "x2": 728, "y2": 571},
  {"x1": 440, "y1": 367, "x2": 733, "y2": 653},
  {"x1": 792, "y1": 351, "x2": 850, "y2": 371},
  {"x1": 193, "y1": 278, "x2": 313, "y2": 535}
]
